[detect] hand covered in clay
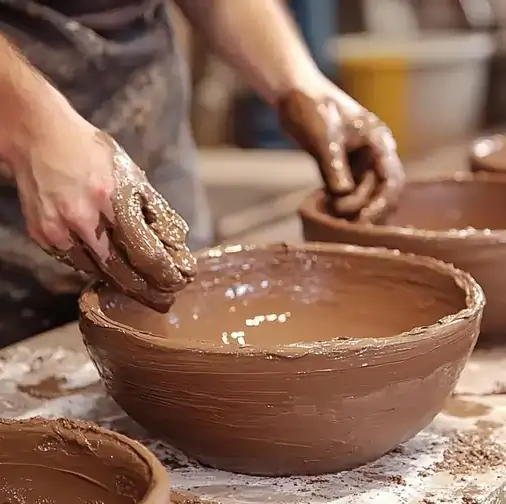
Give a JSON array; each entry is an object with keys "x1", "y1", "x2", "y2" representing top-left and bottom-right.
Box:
[
  {"x1": 12, "y1": 117, "x2": 196, "y2": 311},
  {"x1": 277, "y1": 87, "x2": 405, "y2": 222}
]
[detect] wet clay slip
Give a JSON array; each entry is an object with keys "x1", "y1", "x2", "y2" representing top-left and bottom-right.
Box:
[
  {"x1": 0, "y1": 417, "x2": 169, "y2": 504},
  {"x1": 79, "y1": 243, "x2": 483, "y2": 476},
  {"x1": 470, "y1": 134, "x2": 506, "y2": 174},
  {"x1": 299, "y1": 173, "x2": 506, "y2": 338},
  {"x1": 48, "y1": 132, "x2": 196, "y2": 313}
]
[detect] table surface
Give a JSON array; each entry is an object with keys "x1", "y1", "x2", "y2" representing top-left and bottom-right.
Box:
[{"x1": 2, "y1": 142, "x2": 505, "y2": 504}]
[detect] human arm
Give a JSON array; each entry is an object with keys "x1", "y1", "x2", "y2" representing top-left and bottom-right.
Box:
[
  {"x1": 0, "y1": 33, "x2": 196, "y2": 309},
  {"x1": 0, "y1": 33, "x2": 114, "y2": 258},
  {"x1": 175, "y1": 0, "x2": 405, "y2": 220}
]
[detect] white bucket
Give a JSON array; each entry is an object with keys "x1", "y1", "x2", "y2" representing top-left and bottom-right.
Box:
[{"x1": 328, "y1": 32, "x2": 496, "y2": 157}]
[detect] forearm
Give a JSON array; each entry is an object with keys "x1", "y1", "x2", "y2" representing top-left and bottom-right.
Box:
[
  {"x1": 175, "y1": 0, "x2": 334, "y2": 104},
  {"x1": 0, "y1": 34, "x2": 75, "y2": 166}
]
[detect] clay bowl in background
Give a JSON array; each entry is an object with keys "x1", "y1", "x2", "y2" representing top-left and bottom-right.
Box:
[
  {"x1": 0, "y1": 417, "x2": 169, "y2": 504},
  {"x1": 470, "y1": 134, "x2": 506, "y2": 174},
  {"x1": 79, "y1": 243, "x2": 483, "y2": 476},
  {"x1": 299, "y1": 174, "x2": 506, "y2": 338}
]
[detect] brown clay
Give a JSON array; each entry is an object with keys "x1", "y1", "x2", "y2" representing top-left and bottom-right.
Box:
[
  {"x1": 47, "y1": 131, "x2": 197, "y2": 313},
  {"x1": 0, "y1": 417, "x2": 169, "y2": 504},
  {"x1": 277, "y1": 89, "x2": 405, "y2": 222},
  {"x1": 299, "y1": 173, "x2": 506, "y2": 338},
  {"x1": 470, "y1": 134, "x2": 506, "y2": 174},
  {"x1": 79, "y1": 242, "x2": 483, "y2": 476}
]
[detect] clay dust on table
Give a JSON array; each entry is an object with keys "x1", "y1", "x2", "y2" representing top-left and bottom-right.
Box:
[{"x1": 434, "y1": 429, "x2": 505, "y2": 475}]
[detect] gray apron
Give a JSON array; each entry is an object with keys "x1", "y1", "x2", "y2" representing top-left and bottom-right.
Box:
[{"x1": 0, "y1": 0, "x2": 213, "y2": 345}]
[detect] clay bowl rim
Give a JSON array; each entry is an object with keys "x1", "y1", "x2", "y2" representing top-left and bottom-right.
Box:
[
  {"x1": 469, "y1": 134, "x2": 506, "y2": 173},
  {"x1": 0, "y1": 416, "x2": 168, "y2": 504},
  {"x1": 79, "y1": 241, "x2": 484, "y2": 357},
  {"x1": 300, "y1": 171, "x2": 506, "y2": 242}
]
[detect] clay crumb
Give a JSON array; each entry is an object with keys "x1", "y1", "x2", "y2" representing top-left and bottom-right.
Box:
[
  {"x1": 487, "y1": 381, "x2": 506, "y2": 395},
  {"x1": 462, "y1": 497, "x2": 479, "y2": 504},
  {"x1": 435, "y1": 430, "x2": 505, "y2": 475},
  {"x1": 421, "y1": 500, "x2": 435, "y2": 504},
  {"x1": 386, "y1": 475, "x2": 406, "y2": 485}
]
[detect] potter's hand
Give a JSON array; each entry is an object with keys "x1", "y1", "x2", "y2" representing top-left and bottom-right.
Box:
[
  {"x1": 10, "y1": 113, "x2": 196, "y2": 310},
  {"x1": 35, "y1": 130, "x2": 196, "y2": 312},
  {"x1": 0, "y1": 33, "x2": 196, "y2": 310},
  {"x1": 278, "y1": 87, "x2": 405, "y2": 221},
  {"x1": 12, "y1": 114, "x2": 116, "y2": 261}
]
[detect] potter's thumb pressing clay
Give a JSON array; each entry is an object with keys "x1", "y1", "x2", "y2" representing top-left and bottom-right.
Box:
[{"x1": 48, "y1": 132, "x2": 197, "y2": 312}]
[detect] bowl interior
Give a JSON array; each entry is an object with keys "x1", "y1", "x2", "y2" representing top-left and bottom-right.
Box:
[
  {"x1": 0, "y1": 419, "x2": 152, "y2": 504},
  {"x1": 385, "y1": 179, "x2": 506, "y2": 231},
  {"x1": 97, "y1": 246, "x2": 467, "y2": 346}
]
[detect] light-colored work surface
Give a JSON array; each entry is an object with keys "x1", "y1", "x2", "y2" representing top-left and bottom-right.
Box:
[{"x1": 2, "y1": 323, "x2": 506, "y2": 504}]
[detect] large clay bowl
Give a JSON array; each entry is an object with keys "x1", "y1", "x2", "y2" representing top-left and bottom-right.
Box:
[
  {"x1": 0, "y1": 417, "x2": 169, "y2": 504},
  {"x1": 300, "y1": 174, "x2": 506, "y2": 338},
  {"x1": 79, "y1": 243, "x2": 483, "y2": 476}
]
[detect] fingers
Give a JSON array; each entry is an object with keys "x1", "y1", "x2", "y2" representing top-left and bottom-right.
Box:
[
  {"x1": 324, "y1": 100, "x2": 355, "y2": 194},
  {"x1": 111, "y1": 177, "x2": 197, "y2": 292},
  {"x1": 16, "y1": 125, "x2": 196, "y2": 312},
  {"x1": 331, "y1": 112, "x2": 404, "y2": 222},
  {"x1": 277, "y1": 90, "x2": 355, "y2": 195},
  {"x1": 359, "y1": 154, "x2": 405, "y2": 222},
  {"x1": 331, "y1": 171, "x2": 376, "y2": 217}
]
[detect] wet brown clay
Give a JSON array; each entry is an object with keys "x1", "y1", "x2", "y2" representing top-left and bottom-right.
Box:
[
  {"x1": 79, "y1": 243, "x2": 484, "y2": 476},
  {"x1": 470, "y1": 134, "x2": 506, "y2": 174},
  {"x1": 47, "y1": 132, "x2": 197, "y2": 313},
  {"x1": 299, "y1": 173, "x2": 506, "y2": 338},
  {"x1": 277, "y1": 90, "x2": 405, "y2": 222},
  {"x1": 0, "y1": 417, "x2": 169, "y2": 504}
]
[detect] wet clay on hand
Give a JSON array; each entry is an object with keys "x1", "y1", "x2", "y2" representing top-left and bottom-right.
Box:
[
  {"x1": 49, "y1": 132, "x2": 197, "y2": 312},
  {"x1": 0, "y1": 417, "x2": 169, "y2": 504},
  {"x1": 79, "y1": 243, "x2": 483, "y2": 476},
  {"x1": 278, "y1": 89, "x2": 405, "y2": 222}
]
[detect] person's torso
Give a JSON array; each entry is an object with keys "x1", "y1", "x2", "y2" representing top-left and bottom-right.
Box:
[
  {"x1": 0, "y1": 0, "x2": 212, "y2": 250},
  {"x1": 0, "y1": 0, "x2": 189, "y2": 169},
  {"x1": 39, "y1": 0, "x2": 160, "y2": 30}
]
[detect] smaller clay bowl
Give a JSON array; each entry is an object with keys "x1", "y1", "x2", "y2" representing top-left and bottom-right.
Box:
[
  {"x1": 0, "y1": 417, "x2": 169, "y2": 504},
  {"x1": 79, "y1": 243, "x2": 483, "y2": 476},
  {"x1": 470, "y1": 134, "x2": 506, "y2": 174},
  {"x1": 299, "y1": 174, "x2": 506, "y2": 337}
]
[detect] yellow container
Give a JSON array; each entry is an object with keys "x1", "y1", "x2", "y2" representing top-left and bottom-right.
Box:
[
  {"x1": 328, "y1": 34, "x2": 494, "y2": 158},
  {"x1": 339, "y1": 57, "x2": 408, "y2": 156}
]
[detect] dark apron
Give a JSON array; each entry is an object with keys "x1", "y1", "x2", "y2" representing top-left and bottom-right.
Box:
[{"x1": 0, "y1": 0, "x2": 213, "y2": 346}]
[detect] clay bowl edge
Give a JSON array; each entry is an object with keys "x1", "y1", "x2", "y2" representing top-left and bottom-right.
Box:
[
  {"x1": 0, "y1": 417, "x2": 169, "y2": 504},
  {"x1": 470, "y1": 134, "x2": 506, "y2": 174},
  {"x1": 79, "y1": 241, "x2": 484, "y2": 357},
  {"x1": 299, "y1": 171, "x2": 506, "y2": 245}
]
